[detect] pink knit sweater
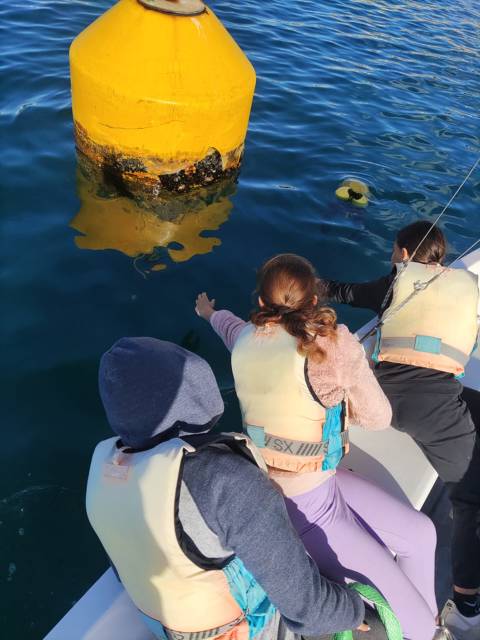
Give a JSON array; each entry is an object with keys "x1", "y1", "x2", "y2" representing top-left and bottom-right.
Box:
[{"x1": 210, "y1": 310, "x2": 392, "y2": 495}]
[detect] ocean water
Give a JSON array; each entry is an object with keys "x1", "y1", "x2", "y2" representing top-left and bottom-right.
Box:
[{"x1": 1, "y1": 0, "x2": 480, "y2": 636}]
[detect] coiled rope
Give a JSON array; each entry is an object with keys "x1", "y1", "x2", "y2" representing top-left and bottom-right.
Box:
[{"x1": 333, "y1": 583, "x2": 403, "y2": 640}]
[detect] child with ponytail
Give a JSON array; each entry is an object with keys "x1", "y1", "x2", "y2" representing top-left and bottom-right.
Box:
[{"x1": 196, "y1": 253, "x2": 438, "y2": 640}]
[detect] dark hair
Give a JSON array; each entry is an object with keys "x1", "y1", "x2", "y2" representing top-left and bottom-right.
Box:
[
  {"x1": 396, "y1": 221, "x2": 446, "y2": 264},
  {"x1": 250, "y1": 254, "x2": 337, "y2": 363}
]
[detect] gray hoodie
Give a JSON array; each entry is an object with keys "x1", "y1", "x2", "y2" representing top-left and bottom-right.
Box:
[{"x1": 98, "y1": 337, "x2": 365, "y2": 638}]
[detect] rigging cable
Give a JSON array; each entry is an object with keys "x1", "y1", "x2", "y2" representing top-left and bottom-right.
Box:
[{"x1": 359, "y1": 156, "x2": 480, "y2": 343}]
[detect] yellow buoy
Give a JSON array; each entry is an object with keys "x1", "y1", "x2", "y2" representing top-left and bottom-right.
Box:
[
  {"x1": 335, "y1": 179, "x2": 369, "y2": 206},
  {"x1": 70, "y1": 0, "x2": 256, "y2": 196}
]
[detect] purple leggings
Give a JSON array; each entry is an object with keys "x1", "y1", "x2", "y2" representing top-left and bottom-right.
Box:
[{"x1": 285, "y1": 469, "x2": 437, "y2": 640}]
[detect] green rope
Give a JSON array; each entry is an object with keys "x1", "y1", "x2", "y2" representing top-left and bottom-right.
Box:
[{"x1": 333, "y1": 583, "x2": 403, "y2": 640}]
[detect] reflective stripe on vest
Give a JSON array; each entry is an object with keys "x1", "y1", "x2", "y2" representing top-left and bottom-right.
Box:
[
  {"x1": 246, "y1": 424, "x2": 349, "y2": 457},
  {"x1": 140, "y1": 611, "x2": 246, "y2": 640},
  {"x1": 165, "y1": 614, "x2": 245, "y2": 640},
  {"x1": 232, "y1": 324, "x2": 348, "y2": 473},
  {"x1": 376, "y1": 263, "x2": 479, "y2": 375},
  {"x1": 86, "y1": 434, "x2": 273, "y2": 637}
]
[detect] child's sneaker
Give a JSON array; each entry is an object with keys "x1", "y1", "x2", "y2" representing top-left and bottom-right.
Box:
[{"x1": 440, "y1": 599, "x2": 480, "y2": 640}]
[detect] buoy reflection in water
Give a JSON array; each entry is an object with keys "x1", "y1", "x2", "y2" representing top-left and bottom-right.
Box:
[{"x1": 70, "y1": 157, "x2": 235, "y2": 273}]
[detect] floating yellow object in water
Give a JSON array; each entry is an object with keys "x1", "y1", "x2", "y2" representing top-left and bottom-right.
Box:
[
  {"x1": 335, "y1": 179, "x2": 369, "y2": 206},
  {"x1": 69, "y1": 0, "x2": 256, "y2": 197}
]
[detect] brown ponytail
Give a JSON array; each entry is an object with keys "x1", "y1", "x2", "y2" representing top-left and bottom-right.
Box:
[{"x1": 250, "y1": 254, "x2": 337, "y2": 363}]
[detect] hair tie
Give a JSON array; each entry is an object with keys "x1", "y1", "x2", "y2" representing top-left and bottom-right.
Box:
[{"x1": 278, "y1": 305, "x2": 297, "y2": 317}]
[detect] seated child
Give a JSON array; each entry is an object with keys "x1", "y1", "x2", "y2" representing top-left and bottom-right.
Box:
[{"x1": 196, "y1": 253, "x2": 439, "y2": 640}]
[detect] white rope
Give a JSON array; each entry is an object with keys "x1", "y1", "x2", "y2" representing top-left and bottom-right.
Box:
[
  {"x1": 379, "y1": 234, "x2": 480, "y2": 330},
  {"x1": 449, "y1": 236, "x2": 480, "y2": 268},
  {"x1": 378, "y1": 156, "x2": 480, "y2": 314},
  {"x1": 359, "y1": 156, "x2": 480, "y2": 343},
  {"x1": 408, "y1": 156, "x2": 480, "y2": 263},
  {"x1": 380, "y1": 269, "x2": 446, "y2": 327}
]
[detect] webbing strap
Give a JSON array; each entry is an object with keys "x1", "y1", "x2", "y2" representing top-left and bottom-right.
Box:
[
  {"x1": 245, "y1": 425, "x2": 349, "y2": 457},
  {"x1": 333, "y1": 583, "x2": 402, "y2": 640},
  {"x1": 163, "y1": 614, "x2": 245, "y2": 640},
  {"x1": 381, "y1": 336, "x2": 469, "y2": 365}
]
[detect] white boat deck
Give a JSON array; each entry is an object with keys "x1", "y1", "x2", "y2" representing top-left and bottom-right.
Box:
[
  {"x1": 344, "y1": 317, "x2": 437, "y2": 510},
  {"x1": 45, "y1": 570, "x2": 154, "y2": 640},
  {"x1": 45, "y1": 250, "x2": 480, "y2": 640}
]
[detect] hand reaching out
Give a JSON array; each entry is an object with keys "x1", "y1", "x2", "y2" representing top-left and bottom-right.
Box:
[{"x1": 195, "y1": 292, "x2": 216, "y2": 321}]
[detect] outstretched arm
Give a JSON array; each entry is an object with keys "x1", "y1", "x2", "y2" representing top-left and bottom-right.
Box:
[
  {"x1": 183, "y1": 448, "x2": 365, "y2": 636},
  {"x1": 196, "y1": 292, "x2": 247, "y2": 352},
  {"x1": 324, "y1": 272, "x2": 395, "y2": 315},
  {"x1": 210, "y1": 311, "x2": 247, "y2": 352}
]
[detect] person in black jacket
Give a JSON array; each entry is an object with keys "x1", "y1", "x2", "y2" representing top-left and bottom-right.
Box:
[{"x1": 322, "y1": 221, "x2": 480, "y2": 639}]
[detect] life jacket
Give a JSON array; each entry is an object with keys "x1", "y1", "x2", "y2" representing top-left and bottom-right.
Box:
[
  {"x1": 374, "y1": 262, "x2": 479, "y2": 376},
  {"x1": 86, "y1": 433, "x2": 276, "y2": 640},
  {"x1": 231, "y1": 324, "x2": 348, "y2": 474}
]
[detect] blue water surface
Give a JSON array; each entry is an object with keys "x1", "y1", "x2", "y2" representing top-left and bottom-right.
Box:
[{"x1": 1, "y1": 0, "x2": 479, "y2": 637}]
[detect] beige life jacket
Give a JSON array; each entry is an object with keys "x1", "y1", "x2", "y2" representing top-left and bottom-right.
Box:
[
  {"x1": 231, "y1": 324, "x2": 348, "y2": 473},
  {"x1": 375, "y1": 262, "x2": 479, "y2": 375},
  {"x1": 86, "y1": 433, "x2": 268, "y2": 638}
]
